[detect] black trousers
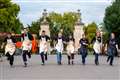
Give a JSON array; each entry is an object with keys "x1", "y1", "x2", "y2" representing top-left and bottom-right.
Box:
[
  {"x1": 40, "y1": 52, "x2": 47, "y2": 64},
  {"x1": 6, "y1": 53, "x2": 14, "y2": 66},
  {"x1": 22, "y1": 50, "x2": 31, "y2": 63},
  {"x1": 68, "y1": 54, "x2": 74, "y2": 61}
]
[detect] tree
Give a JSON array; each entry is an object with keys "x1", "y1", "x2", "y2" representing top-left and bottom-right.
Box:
[
  {"x1": 104, "y1": 0, "x2": 120, "y2": 44},
  {"x1": 49, "y1": 12, "x2": 63, "y2": 38},
  {"x1": 0, "y1": 0, "x2": 22, "y2": 34},
  {"x1": 28, "y1": 20, "x2": 40, "y2": 36},
  {"x1": 62, "y1": 12, "x2": 78, "y2": 38},
  {"x1": 84, "y1": 22, "x2": 97, "y2": 51}
]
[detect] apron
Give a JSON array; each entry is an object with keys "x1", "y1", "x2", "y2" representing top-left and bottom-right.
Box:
[
  {"x1": 5, "y1": 39, "x2": 16, "y2": 55},
  {"x1": 39, "y1": 37, "x2": 48, "y2": 53},
  {"x1": 55, "y1": 39, "x2": 63, "y2": 53},
  {"x1": 66, "y1": 40, "x2": 75, "y2": 55},
  {"x1": 22, "y1": 40, "x2": 32, "y2": 51}
]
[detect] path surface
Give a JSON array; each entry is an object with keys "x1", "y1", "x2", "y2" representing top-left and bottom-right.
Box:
[{"x1": 0, "y1": 55, "x2": 120, "y2": 80}]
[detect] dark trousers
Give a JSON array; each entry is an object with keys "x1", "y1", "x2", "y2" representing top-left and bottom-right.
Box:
[
  {"x1": 95, "y1": 53, "x2": 99, "y2": 65},
  {"x1": 6, "y1": 53, "x2": 14, "y2": 66},
  {"x1": 81, "y1": 54, "x2": 87, "y2": 65},
  {"x1": 40, "y1": 52, "x2": 47, "y2": 64},
  {"x1": 107, "y1": 56, "x2": 114, "y2": 65},
  {"x1": 80, "y1": 47, "x2": 88, "y2": 65},
  {"x1": 68, "y1": 54, "x2": 74, "y2": 64},
  {"x1": 22, "y1": 50, "x2": 31, "y2": 63}
]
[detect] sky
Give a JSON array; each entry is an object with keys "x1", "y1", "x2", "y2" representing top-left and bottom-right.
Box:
[{"x1": 12, "y1": 0, "x2": 113, "y2": 26}]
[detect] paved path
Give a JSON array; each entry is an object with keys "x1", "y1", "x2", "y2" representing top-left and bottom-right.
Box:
[{"x1": 0, "y1": 55, "x2": 120, "y2": 80}]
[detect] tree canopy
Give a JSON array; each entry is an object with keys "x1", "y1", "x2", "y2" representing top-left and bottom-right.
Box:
[
  {"x1": 0, "y1": 0, "x2": 22, "y2": 34},
  {"x1": 104, "y1": 0, "x2": 120, "y2": 43}
]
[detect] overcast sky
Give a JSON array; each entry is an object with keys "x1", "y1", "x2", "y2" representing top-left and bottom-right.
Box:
[{"x1": 12, "y1": 0, "x2": 113, "y2": 26}]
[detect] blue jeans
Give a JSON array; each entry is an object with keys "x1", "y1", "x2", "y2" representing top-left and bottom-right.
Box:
[
  {"x1": 80, "y1": 47, "x2": 88, "y2": 64},
  {"x1": 95, "y1": 53, "x2": 99, "y2": 65},
  {"x1": 56, "y1": 51, "x2": 62, "y2": 64}
]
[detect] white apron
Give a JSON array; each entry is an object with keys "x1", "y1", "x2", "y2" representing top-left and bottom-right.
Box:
[
  {"x1": 66, "y1": 41, "x2": 75, "y2": 55},
  {"x1": 39, "y1": 38, "x2": 48, "y2": 53},
  {"x1": 5, "y1": 39, "x2": 16, "y2": 55},
  {"x1": 22, "y1": 40, "x2": 32, "y2": 51},
  {"x1": 55, "y1": 39, "x2": 63, "y2": 53},
  {"x1": 93, "y1": 41, "x2": 101, "y2": 54}
]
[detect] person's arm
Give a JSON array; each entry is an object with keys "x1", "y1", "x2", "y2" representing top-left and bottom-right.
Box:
[
  {"x1": 46, "y1": 35, "x2": 50, "y2": 43},
  {"x1": 116, "y1": 44, "x2": 119, "y2": 52},
  {"x1": 85, "y1": 39, "x2": 89, "y2": 46}
]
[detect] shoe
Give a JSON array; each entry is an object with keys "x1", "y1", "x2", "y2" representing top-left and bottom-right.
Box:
[
  {"x1": 72, "y1": 61, "x2": 74, "y2": 65},
  {"x1": 109, "y1": 63, "x2": 113, "y2": 66},
  {"x1": 68, "y1": 61, "x2": 70, "y2": 65},
  {"x1": 95, "y1": 61, "x2": 99, "y2": 65},
  {"x1": 24, "y1": 62, "x2": 27, "y2": 67},
  {"x1": 41, "y1": 62, "x2": 45, "y2": 65}
]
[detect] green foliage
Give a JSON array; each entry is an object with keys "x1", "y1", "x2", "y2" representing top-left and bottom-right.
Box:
[
  {"x1": 85, "y1": 22, "x2": 97, "y2": 42},
  {"x1": 84, "y1": 22, "x2": 97, "y2": 51},
  {"x1": 29, "y1": 11, "x2": 78, "y2": 39},
  {"x1": 49, "y1": 12, "x2": 62, "y2": 38},
  {"x1": 0, "y1": 0, "x2": 22, "y2": 34},
  {"x1": 62, "y1": 12, "x2": 78, "y2": 37},
  {"x1": 104, "y1": 0, "x2": 120, "y2": 43},
  {"x1": 28, "y1": 20, "x2": 40, "y2": 36}
]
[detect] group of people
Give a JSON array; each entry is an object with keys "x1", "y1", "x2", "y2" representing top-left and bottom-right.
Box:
[{"x1": 0, "y1": 28, "x2": 119, "y2": 68}]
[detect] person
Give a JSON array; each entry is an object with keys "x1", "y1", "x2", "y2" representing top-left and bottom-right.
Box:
[
  {"x1": 91, "y1": 32, "x2": 102, "y2": 55},
  {"x1": 93, "y1": 37, "x2": 102, "y2": 65},
  {"x1": 39, "y1": 30, "x2": 50, "y2": 65},
  {"x1": 106, "y1": 33, "x2": 119, "y2": 66},
  {"x1": 21, "y1": 28, "x2": 33, "y2": 67},
  {"x1": 66, "y1": 35, "x2": 75, "y2": 65},
  {"x1": 31, "y1": 34, "x2": 38, "y2": 54},
  {"x1": 79, "y1": 34, "x2": 89, "y2": 65},
  {"x1": 1, "y1": 33, "x2": 16, "y2": 67},
  {"x1": 55, "y1": 32, "x2": 64, "y2": 65}
]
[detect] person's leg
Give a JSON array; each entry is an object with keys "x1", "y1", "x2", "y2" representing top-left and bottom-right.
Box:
[
  {"x1": 22, "y1": 50, "x2": 27, "y2": 67},
  {"x1": 81, "y1": 54, "x2": 85, "y2": 65},
  {"x1": 67, "y1": 55, "x2": 71, "y2": 65},
  {"x1": 27, "y1": 51, "x2": 31, "y2": 59},
  {"x1": 110, "y1": 56, "x2": 114, "y2": 66},
  {"x1": 6, "y1": 52, "x2": 10, "y2": 60},
  {"x1": 71, "y1": 54, "x2": 74, "y2": 65},
  {"x1": 57, "y1": 52, "x2": 61, "y2": 65},
  {"x1": 95, "y1": 53, "x2": 99, "y2": 65},
  {"x1": 59, "y1": 52, "x2": 62, "y2": 64},
  {"x1": 9, "y1": 54, "x2": 14, "y2": 67},
  {"x1": 45, "y1": 52, "x2": 48, "y2": 61},
  {"x1": 82, "y1": 48, "x2": 88, "y2": 65},
  {"x1": 40, "y1": 52, "x2": 45, "y2": 65},
  {"x1": 107, "y1": 56, "x2": 110, "y2": 62}
]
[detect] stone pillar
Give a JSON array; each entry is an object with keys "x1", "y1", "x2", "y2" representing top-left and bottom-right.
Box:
[
  {"x1": 74, "y1": 9, "x2": 84, "y2": 51},
  {"x1": 74, "y1": 24, "x2": 84, "y2": 51},
  {"x1": 39, "y1": 9, "x2": 50, "y2": 36}
]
